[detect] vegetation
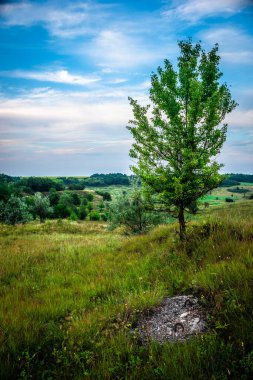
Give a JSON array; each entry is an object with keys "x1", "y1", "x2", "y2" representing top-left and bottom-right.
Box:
[
  {"x1": 108, "y1": 188, "x2": 165, "y2": 234},
  {"x1": 128, "y1": 39, "x2": 237, "y2": 239},
  {"x1": 0, "y1": 201, "x2": 252, "y2": 379},
  {"x1": 0, "y1": 195, "x2": 32, "y2": 225},
  {"x1": 84, "y1": 173, "x2": 131, "y2": 187}
]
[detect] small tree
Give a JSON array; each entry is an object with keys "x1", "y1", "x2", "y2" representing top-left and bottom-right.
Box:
[
  {"x1": 49, "y1": 188, "x2": 60, "y2": 206},
  {"x1": 1, "y1": 195, "x2": 32, "y2": 225},
  {"x1": 108, "y1": 189, "x2": 165, "y2": 234},
  {"x1": 128, "y1": 39, "x2": 237, "y2": 239},
  {"x1": 33, "y1": 192, "x2": 52, "y2": 222}
]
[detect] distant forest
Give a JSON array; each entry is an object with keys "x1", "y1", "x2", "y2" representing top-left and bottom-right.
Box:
[{"x1": 0, "y1": 173, "x2": 252, "y2": 196}]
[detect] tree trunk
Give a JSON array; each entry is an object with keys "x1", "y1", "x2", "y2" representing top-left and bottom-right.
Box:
[{"x1": 178, "y1": 206, "x2": 186, "y2": 240}]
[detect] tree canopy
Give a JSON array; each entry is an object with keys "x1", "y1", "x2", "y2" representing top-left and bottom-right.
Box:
[{"x1": 128, "y1": 39, "x2": 237, "y2": 239}]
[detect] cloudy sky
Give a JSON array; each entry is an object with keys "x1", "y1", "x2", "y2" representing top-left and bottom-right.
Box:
[{"x1": 0, "y1": 0, "x2": 252, "y2": 176}]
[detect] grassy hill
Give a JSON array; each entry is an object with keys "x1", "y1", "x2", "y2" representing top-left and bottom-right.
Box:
[{"x1": 0, "y1": 202, "x2": 253, "y2": 379}]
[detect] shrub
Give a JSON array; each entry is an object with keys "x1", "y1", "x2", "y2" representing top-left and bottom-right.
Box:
[
  {"x1": 69, "y1": 212, "x2": 78, "y2": 221},
  {"x1": 95, "y1": 191, "x2": 112, "y2": 201},
  {"x1": 54, "y1": 204, "x2": 71, "y2": 218},
  {"x1": 0, "y1": 195, "x2": 32, "y2": 225},
  {"x1": 225, "y1": 198, "x2": 234, "y2": 203},
  {"x1": 108, "y1": 189, "x2": 165, "y2": 234},
  {"x1": 89, "y1": 211, "x2": 100, "y2": 221},
  {"x1": 72, "y1": 193, "x2": 81, "y2": 205},
  {"x1": 227, "y1": 187, "x2": 249, "y2": 194},
  {"x1": 33, "y1": 192, "x2": 52, "y2": 222},
  {"x1": 78, "y1": 206, "x2": 87, "y2": 220},
  {"x1": 100, "y1": 213, "x2": 108, "y2": 221},
  {"x1": 49, "y1": 188, "x2": 60, "y2": 206}
]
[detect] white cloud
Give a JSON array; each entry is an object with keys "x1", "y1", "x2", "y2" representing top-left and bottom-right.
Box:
[
  {"x1": 163, "y1": 0, "x2": 249, "y2": 23},
  {"x1": 86, "y1": 30, "x2": 166, "y2": 69},
  {"x1": 0, "y1": 1, "x2": 111, "y2": 38},
  {"x1": 200, "y1": 27, "x2": 253, "y2": 64},
  {"x1": 1, "y1": 69, "x2": 100, "y2": 86},
  {"x1": 225, "y1": 108, "x2": 253, "y2": 128}
]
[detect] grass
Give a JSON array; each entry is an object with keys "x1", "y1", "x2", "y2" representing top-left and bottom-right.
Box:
[
  {"x1": 85, "y1": 185, "x2": 132, "y2": 199},
  {"x1": 0, "y1": 202, "x2": 253, "y2": 379}
]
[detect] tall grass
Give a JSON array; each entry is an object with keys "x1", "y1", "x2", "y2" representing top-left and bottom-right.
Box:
[{"x1": 0, "y1": 202, "x2": 252, "y2": 379}]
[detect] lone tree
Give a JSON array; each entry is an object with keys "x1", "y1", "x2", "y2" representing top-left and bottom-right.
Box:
[{"x1": 127, "y1": 39, "x2": 237, "y2": 240}]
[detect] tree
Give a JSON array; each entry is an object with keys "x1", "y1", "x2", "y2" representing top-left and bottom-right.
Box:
[
  {"x1": 108, "y1": 188, "x2": 165, "y2": 234},
  {"x1": 33, "y1": 193, "x2": 52, "y2": 222},
  {"x1": 127, "y1": 39, "x2": 237, "y2": 239},
  {"x1": 0, "y1": 195, "x2": 32, "y2": 225},
  {"x1": 49, "y1": 188, "x2": 60, "y2": 206}
]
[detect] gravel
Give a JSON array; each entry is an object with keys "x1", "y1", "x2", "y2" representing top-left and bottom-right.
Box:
[{"x1": 136, "y1": 295, "x2": 208, "y2": 344}]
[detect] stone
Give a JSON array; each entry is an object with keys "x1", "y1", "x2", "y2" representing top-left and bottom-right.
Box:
[{"x1": 136, "y1": 295, "x2": 207, "y2": 344}]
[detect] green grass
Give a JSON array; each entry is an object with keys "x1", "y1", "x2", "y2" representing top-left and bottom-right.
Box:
[
  {"x1": 86, "y1": 185, "x2": 132, "y2": 199},
  {"x1": 0, "y1": 202, "x2": 253, "y2": 379}
]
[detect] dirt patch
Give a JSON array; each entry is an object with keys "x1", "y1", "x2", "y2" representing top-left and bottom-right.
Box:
[{"x1": 136, "y1": 295, "x2": 208, "y2": 344}]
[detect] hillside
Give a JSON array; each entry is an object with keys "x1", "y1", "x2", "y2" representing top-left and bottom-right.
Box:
[{"x1": 0, "y1": 201, "x2": 253, "y2": 379}]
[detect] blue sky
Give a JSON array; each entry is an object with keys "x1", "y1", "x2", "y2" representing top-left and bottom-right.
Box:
[{"x1": 0, "y1": 0, "x2": 252, "y2": 176}]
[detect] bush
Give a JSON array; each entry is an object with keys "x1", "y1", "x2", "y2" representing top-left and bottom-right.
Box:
[
  {"x1": 0, "y1": 195, "x2": 32, "y2": 225},
  {"x1": 89, "y1": 211, "x2": 100, "y2": 221},
  {"x1": 95, "y1": 191, "x2": 112, "y2": 201},
  {"x1": 78, "y1": 206, "x2": 87, "y2": 220},
  {"x1": 33, "y1": 193, "x2": 52, "y2": 222},
  {"x1": 49, "y1": 188, "x2": 60, "y2": 206},
  {"x1": 100, "y1": 213, "x2": 108, "y2": 221},
  {"x1": 108, "y1": 189, "x2": 165, "y2": 234},
  {"x1": 227, "y1": 187, "x2": 249, "y2": 194},
  {"x1": 69, "y1": 212, "x2": 78, "y2": 221},
  {"x1": 225, "y1": 198, "x2": 234, "y2": 203},
  {"x1": 54, "y1": 204, "x2": 71, "y2": 219}
]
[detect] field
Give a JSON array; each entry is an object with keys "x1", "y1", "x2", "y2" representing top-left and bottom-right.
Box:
[
  {"x1": 85, "y1": 183, "x2": 253, "y2": 205},
  {"x1": 0, "y1": 201, "x2": 253, "y2": 379}
]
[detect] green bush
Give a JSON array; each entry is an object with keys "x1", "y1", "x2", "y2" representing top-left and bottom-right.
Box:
[
  {"x1": 54, "y1": 203, "x2": 71, "y2": 218},
  {"x1": 89, "y1": 211, "x2": 100, "y2": 221},
  {"x1": 78, "y1": 206, "x2": 87, "y2": 220},
  {"x1": 69, "y1": 212, "x2": 78, "y2": 221},
  {"x1": 108, "y1": 189, "x2": 165, "y2": 234},
  {"x1": 33, "y1": 193, "x2": 52, "y2": 222},
  {"x1": 0, "y1": 195, "x2": 32, "y2": 225}
]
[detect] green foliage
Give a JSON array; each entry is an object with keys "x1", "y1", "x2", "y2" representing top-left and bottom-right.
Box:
[
  {"x1": 59, "y1": 191, "x2": 74, "y2": 207},
  {"x1": 0, "y1": 182, "x2": 16, "y2": 202},
  {"x1": 86, "y1": 193, "x2": 94, "y2": 202},
  {"x1": 225, "y1": 197, "x2": 234, "y2": 203},
  {"x1": 33, "y1": 192, "x2": 53, "y2": 222},
  {"x1": 127, "y1": 39, "x2": 237, "y2": 239},
  {"x1": 89, "y1": 210, "x2": 100, "y2": 221},
  {"x1": 84, "y1": 173, "x2": 131, "y2": 187},
  {"x1": 69, "y1": 212, "x2": 78, "y2": 221},
  {"x1": 49, "y1": 188, "x2": 60, "y2": 206},
  {"x1": 220, "y1": 179, "x2": 241, "y2": 187},
  {"x1": 228, "y1": 173, "x2": 253, "y2": 183},
  {"x1": 0, "y1": 195, "x2": 32, "y2": 225},
  {"x1": 20, "y1": 176, "x2": 64, "y2": 192},
  {"x1": 53, "y1": 203, "x2": 71, "y2": 219},
  {"x1": 95, "y1": 190, "x2": 112, "y2": 201},
  {"x1": 108, "y1": 188, "x2": 165, "y2": 234},
  {"x1": 227, "y1": 187, "x2": 249, "y2": 194},
  {"x1": 78, "y1": 205, "x2": 88, "y2": 220},
  {"x1": 71, "y1": 192, "x2": 81, "y2": 205}
]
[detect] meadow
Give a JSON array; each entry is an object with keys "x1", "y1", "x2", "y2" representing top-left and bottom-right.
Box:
[{"x1": 0, "y1": 201, "x2": 253, "y2": 379}]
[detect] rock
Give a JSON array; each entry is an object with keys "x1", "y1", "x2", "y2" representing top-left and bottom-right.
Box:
[{"x1": 136, "y1": 295, "x2": 207, "y2": 344}]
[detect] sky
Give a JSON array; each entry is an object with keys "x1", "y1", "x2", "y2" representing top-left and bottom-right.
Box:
[{"x1": 0, "y1": 0, "x2": 253, "y2": 176}]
